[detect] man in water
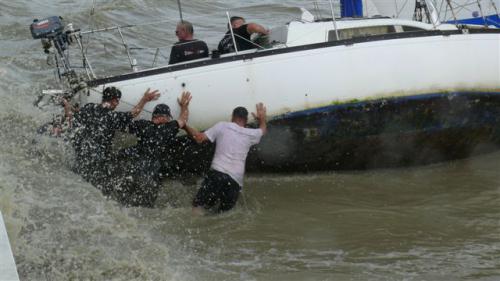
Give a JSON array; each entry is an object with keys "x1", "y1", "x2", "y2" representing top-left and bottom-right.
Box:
[
  {"x1": 218, "y1": 16, "x2": 269, "y2": 54},
  {"x1": 169, "y1": 21, "x2": 209, "y2": 64},
  {"x1": 115, "y1": 92, "x2": 192, "y2": 207},
  {"x1": 71, "y1": 86, "x2": 159, "y2": 192},
  {"x1": 183, "y1": 103, "x2": 267, "y2": 214}
]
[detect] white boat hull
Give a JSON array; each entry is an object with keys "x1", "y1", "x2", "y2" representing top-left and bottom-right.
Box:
[
  {"x1": 76, "y1": 29, "x2": 500, "y2": 172},
  {"x1": 84, "y1": 31, "x2": 499, "y2": 130}
]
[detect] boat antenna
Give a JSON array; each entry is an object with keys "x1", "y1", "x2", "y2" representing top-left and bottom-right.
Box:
[
  {"x1": 177, "y1": 0, "x2": 184, "y2": 22},
  {"x1": 314, "y1": 1, "x2": 323, "y2": 20},
  {"x1": 445, "y1": 0, "x2": 459, "y2": 26},
  {"x1": 328, "y1": 0, "x2": 339, "y2": 40},
  {"x1": 424, "y1": 0, "x2": 440, "y2": 29},
  {"x1": 91, "y1": 0, "x2": 96, "y2": 16},
  {"x1": 491, "y1": 0, "x2": 500, "y2": 18},
  {"x1": 475, "y1": 0, "x2": 489, "y2": 28}
]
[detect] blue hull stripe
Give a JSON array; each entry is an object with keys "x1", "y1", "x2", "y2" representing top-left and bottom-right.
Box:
[
  {"x1": 274, "y1": 91, "x2": 500, "y2": 120},
  {"x1": 445, "y1": 14, "x2": 500, "y2": 27}
]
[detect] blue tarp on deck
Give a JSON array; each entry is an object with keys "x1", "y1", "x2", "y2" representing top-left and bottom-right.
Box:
[{"x1": 341, "y1": 0, "x2": 363, "y2": 17}]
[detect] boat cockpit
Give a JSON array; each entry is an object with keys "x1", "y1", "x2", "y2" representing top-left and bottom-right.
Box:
[{"x1": 266, "y1": 14, "x2": 459, "y2": 48}]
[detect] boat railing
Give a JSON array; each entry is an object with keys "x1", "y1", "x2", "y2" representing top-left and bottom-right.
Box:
[
  {"x1": 31, "y1": 0, "x2": 354, "y2": 103},
  {"x1": 54, "y1": 1, "x2": 347, "y2": 77},
  {"x1": 59, "y1": 12, "x2": 282, "y2": 80}
]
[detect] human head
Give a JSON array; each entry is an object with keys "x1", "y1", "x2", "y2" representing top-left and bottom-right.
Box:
[
  {"x1": 229, "y1": 16, "x2": 245, "y2": 29},
  {"x1": 102, "y1": 86, "x2": 122, "y2": 109},
  {"x1": 231, "y1": 106, "x2": 248, "y2": 124},
  {"x1": 152, "y1": 103, "x2": 172, "y2": 125},
  {"x1": 176, "y1": 20, "x2": 194, "y2": 40}
]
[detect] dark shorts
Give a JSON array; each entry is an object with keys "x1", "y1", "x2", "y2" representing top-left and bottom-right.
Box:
[{"x1": 193, "y1": 169, "x2": 241, "y2": 213}]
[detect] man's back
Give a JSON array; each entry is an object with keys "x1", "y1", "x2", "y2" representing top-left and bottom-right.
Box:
[
  {"x1": 72, "y1": 103, "x2": 132, "y2": 161},
  {"x1": 126, "y1": 119, "x2": 179, "y2": 157},
  {"x1": 169, "y1": 40, "x2": 209, "y2": 64},
  {"x1": 205, "y1": 121, "x2": 263, "y2": 186},
  {"x1": 218, "y1": 24, "x2": 255, "y2": 54}
]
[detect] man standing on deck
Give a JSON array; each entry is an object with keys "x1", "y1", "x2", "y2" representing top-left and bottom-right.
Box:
[
  {"x1": 115, "y1": 92, "x2": 192, "y2": 207},
  {"x1": 71, "y1": 86, "x2": 159, "y2": 193},
  {"x1": 218, "y1": 16, "x2": 269, "y2": 54},
  {"x1": 169, "y1": 21, "x2": 209, "y2": 64},
  {"x1": 183, "y1": 103, "x2": 267, "y2": 214}
]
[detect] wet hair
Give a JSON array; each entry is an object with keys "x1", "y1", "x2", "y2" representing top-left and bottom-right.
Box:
[
  {"x1": 102, "y1": 87, "x2": 121, "y2": 102},
  {"x1": 152, "y1": 103, "x2": 171, "y2": 117},
  {"x1": 177, "y1": 20, "x2": 194, "y2": 35},
  {"x1": 232, "y1": 106, "x2": 248, "y2": 120},
  {"x1": 230, "y1": 16, "x2": 245, "y2": 23},
  {"x1": 228, "y1": 16, "x2": 245, "y2": 29}
]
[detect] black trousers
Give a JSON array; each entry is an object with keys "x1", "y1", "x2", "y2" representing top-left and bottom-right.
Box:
[{"x1": 193, "y1": 169, "x2": 242, "y2": 213}]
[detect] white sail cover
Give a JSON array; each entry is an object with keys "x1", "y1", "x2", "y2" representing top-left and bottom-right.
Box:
[{"x1": 367, "y1": 0, "x2": 499, "y2": 25}]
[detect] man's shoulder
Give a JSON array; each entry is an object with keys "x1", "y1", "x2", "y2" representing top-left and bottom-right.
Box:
[
  {"x1": 213, "y1": 121, "x2": 232, "y2": 129},
  {"x1": 160, "y1": 120, "x2": 180, "y2": 131},
  {"x1": 215, "y1": 122, "x2": 253, "y2": 134},
  {"x1": 133, "y1": 119, "x2": 151, "y2": 127},
  {"x1": 81, "y1": 103, "x2": 98, "y2": 111},
  {"x1": 175, "y1": 39, "x2": 207, "y2": 46},
  {"x1": 235, "y1": 24, "x2": 250, "y2": 34},
  {"x1": 232, "y1": 123, "x2": 263, "y2": 137},
  {"x1": 190, "y1": 40, "x2": 209, "y2": 49},
  {"x1": 77, "y1": 103, "x2": 102, "y2": 117},
  {"x1": 168, "y1": 120, "x2": 180, "y2": 128}
]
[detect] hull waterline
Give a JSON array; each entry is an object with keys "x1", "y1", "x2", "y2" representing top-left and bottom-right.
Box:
[{"x1": 164, "y1": 91, "x2": 500, "y2": 175}]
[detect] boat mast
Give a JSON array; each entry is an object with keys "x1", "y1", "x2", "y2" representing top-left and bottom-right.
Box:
[
  {"x1": 413, "y1": 0, "x2": 431, "y2": 23},
  {"x1": 177, "y1": 0, "x2": 184, "y2": 22}
]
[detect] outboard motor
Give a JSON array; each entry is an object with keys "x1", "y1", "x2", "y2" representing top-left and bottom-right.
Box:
[
  {"x1": 30, "y1": 16, "x2": 72, "y2": 72},
  {"x1": 30, "y1": 17, "x2": 88, "y2": 109},
  {"x1": 30, "y1": 16, "x2": 64, "y2": 40}
]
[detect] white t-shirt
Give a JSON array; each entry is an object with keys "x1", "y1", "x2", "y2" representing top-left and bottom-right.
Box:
[{"x1": 204, "y1": 121, "x2": 263, "y2": 187}]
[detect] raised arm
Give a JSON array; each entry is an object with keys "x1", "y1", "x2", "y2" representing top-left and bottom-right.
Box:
[
  {"x1": 246, "y1": 23, "x2": 269, "y2": 35},
  {"x1": 131, "y1": 88, "x2": 160, "y2": 118},
  {"x1": 176, "y1": 91, "x2": 192, "y2": 128},
  {"x1": 61, "y1": 98, "x2": 76, "y2": 128},
  {"x1": 252, "y1": 102, "x2": 267, "y2": 135},
  {"x1": 183, "y1": 125, "x2": 209, "y2": 144}
]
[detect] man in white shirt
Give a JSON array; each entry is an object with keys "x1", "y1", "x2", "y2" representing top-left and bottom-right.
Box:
[{"x1": 184, "y1": 103, "x2": 267, "y2": 214}]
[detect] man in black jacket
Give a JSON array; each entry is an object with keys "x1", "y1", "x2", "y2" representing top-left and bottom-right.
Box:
[
  {"x1": 71, "y1": 87, "x2": 159, "y2": 192},
  {"x1": 218, "y1": 16, "x2": 269, "y2": 54},
  {"x1": 115, "y1": 92, "x2": 191, "y2": 207},
  {"x1": 169, "y1": 21, "x2": 209, "y2": 64}
]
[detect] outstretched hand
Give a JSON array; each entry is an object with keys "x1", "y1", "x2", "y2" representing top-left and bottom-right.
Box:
[
  {"x1": 178, "y1": 91, "x2": 192, "y2": 108},
  {"x1": 143, "y1": 88, "x2": 160, "y2": 102},
  {"x1": 251, "y1": 102, "x2": 266, "y2": 121}
]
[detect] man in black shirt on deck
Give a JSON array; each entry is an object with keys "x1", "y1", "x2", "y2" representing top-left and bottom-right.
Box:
[
  {"x1": 71, "y1": 86, "x2": 159, "y2": 192},
  {"x1": 169, "y1": 21, "x2": 209, "y2": 64},
  {"x1": 218, "y1": 16, "x2": 269, "y2": 54},
  {"x1": 115, "y1": 92, "x2": 191, "y2": 207}
]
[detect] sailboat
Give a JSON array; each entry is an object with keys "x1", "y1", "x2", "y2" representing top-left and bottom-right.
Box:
[
  {"x1": 31, "y1": 0, "x2": 500, "y2": 173},
  {"x1": 364, "y1": 0, "x2": 499, "y2": 27}
]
